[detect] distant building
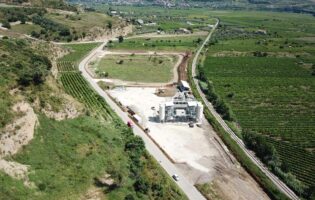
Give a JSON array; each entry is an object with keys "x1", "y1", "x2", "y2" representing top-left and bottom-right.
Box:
[
  {"x1": 255, "y1": 29, "x2": 267, "y2": 35},
  {"x1": 110, "y1": 10, "x2": 117, "y2": 15},
  {"x1": 136, "y1": 19, "x2": 144, "y2": 25},
  {"x1": 187, "y1": 21, "x2": 194, "y2": 26},
  {"x1": 145, "y1": 22, "x2": 157, "y2": 26},
  {"x1": 159, "y1": 92, "x2": 203, "y2": 123},
  {"x1": 176, "y1": 28, "x2": 191, "y2": 34}
]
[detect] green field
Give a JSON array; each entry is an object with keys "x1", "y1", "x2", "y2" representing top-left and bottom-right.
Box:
[
  {"x1": 93, "y1": 54, "x2": 177, "y2": 82},
  {"x1": 10, "y1": 23, "x2": 42, "y2": 35},
  {"x1": 108, "y1": 36, "x2": 205, "y2": 51},
  {"x1": 201, "y1": 10, "x2": 315, "y2": 198}
]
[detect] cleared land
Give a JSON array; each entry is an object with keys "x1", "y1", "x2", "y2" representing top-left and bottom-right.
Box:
[
  {"x1": 201, "y1": 10, "x2": 315, "y2": 198},
  {"x1": 93, "y1": 54, "x2": 178, "y2": 83},
  {"x1": 108, "y1": 87, "x2": 270, "y2": 200}
]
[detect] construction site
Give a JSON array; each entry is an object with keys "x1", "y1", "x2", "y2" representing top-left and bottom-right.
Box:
[{"x1": 87, "y1": 44, "x2": 270, "y2": 200}]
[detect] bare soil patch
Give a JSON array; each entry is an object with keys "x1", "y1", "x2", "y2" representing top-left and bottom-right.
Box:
[
  {"x1": 0, "y1": 102, "x2": 37, "y2": 187},
  {"x1": 0, "y1": 102, "x2": 37, "y2": 158}
]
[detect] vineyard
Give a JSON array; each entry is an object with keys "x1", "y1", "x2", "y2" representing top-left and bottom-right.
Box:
[
  {"x1": 57, "y1": 43, "x2": 114, "y2": 120},
  {"x1": 203, "y1": 56, "x2": 315, "y2": 189},
  {"x1": 201, "y1": 11, "x2": 315, "y2": 196}
]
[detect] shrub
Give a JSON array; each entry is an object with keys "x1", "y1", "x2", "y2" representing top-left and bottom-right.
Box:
[
  {"x1": 134, "y1": 177, "x2": 150, "y2": 194},
  {"x1": 2, "y1": 21, "x2": 11, "y2": 29},
  {"x1": 118, "y1": 36, "x2": 124, "y2": 43}
]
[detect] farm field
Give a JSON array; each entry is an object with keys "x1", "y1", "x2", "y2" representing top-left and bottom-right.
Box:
[
  {"x1": 201, "y1": 10, "x2": 315, "y2": 198},
  {"x1": 92, "y1": 54, "x2": 177, "y2": 82},
  {"x1": 108, "y1": 36, "x2": 205, "y2": 51}
]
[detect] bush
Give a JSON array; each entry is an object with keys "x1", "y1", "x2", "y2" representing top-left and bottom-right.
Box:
[
  {"x1": 134, "y1": 177, "x2": 150, "y2": 194},
  {"x1": 124, "y1": 194, "x2": 135, "y2": 200},
  {"x1": 118, "y1": 36, "x2": 124, "y2": 43},
  {"x1": 2, "y1": 21, "x2": 11, "y2": 29},
  {"x1": 31, "y1": 31, "x2": 40, "y2": 38}
]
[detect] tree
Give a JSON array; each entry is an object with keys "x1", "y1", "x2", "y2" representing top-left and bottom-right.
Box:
[
  {"x1": 118, "y1": 35, "x2": 124, "y2": 43},
  {"x1": 196, "y1": 37, "x2": 203, "y2": 44},
  {"x1": 59, "y1": 28, "x2": 70, "y2": 36}
]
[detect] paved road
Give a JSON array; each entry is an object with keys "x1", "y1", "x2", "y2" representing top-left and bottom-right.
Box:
[
  {"x1": 79, "y1": 41, "x2": 206, "y2": 200},
  {"x1": 191, "y1": 19, "x2": 300, "y2": 200}
]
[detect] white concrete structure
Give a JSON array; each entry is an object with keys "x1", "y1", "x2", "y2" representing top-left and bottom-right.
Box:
[{"x1": 159, "y1": 92, "x2": 203, "y2": 123}]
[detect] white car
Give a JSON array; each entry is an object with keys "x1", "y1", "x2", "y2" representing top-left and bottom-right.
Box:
[{"x1": 172, "y1": 174, "x2": 179, "y2": 181}]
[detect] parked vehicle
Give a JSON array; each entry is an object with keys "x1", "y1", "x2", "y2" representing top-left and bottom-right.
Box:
[
  {"x1": 189, "y1": 122, "x2": 194, "y2": 128},
  {"x1": 172, "y1": 174, "x2": 179, "y2": 181}
]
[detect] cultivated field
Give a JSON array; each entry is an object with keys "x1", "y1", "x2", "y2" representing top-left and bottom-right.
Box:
[
  {"x1": 201, "y1": 10, "x2": 315, "y2": 198},
  {"x1": 92, "y1": 54, "x2": 178, "y2": 83}
]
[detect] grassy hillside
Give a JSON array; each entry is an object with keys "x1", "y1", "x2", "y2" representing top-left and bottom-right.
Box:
[
  {"x1": 2, "y1": 115, "x2": 186, "y2": 199},
  {"x1": 0, "y1": 37, "x2": 52, "y2": 128},
  {"x1": 0, "y1": 38, "x2": 187, "y2": 199},
  {"x1": 199, "y1": 10, "x2": 315, "y2": 199},
  {"x1": 0, "y1": 6, "x2": 118, "y2": 42}
]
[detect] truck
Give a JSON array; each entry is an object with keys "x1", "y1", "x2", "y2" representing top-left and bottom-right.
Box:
[{"x1": 127, "y1": 121, "x2": 134, "y2": 128}]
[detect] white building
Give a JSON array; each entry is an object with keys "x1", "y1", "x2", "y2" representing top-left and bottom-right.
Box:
[
  {"x1": 136, "y1": 19, "x2": 144, "y2": 25},
  {"x1": 159, "y1": 92, "x2": 203, "y2": 123}
]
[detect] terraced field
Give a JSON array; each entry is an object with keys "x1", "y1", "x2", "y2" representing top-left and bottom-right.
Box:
[{"x1": 201, "y1": 10, "x2": 315, "y2": 198}]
